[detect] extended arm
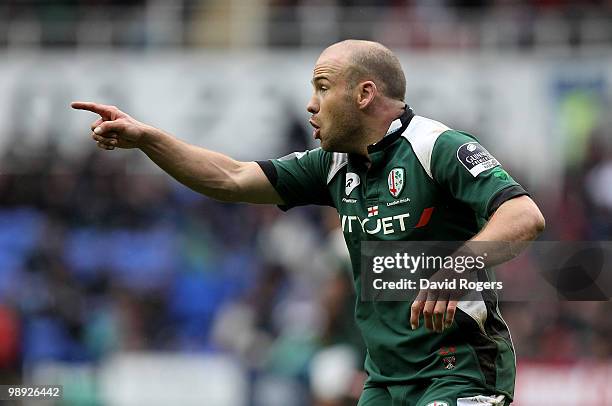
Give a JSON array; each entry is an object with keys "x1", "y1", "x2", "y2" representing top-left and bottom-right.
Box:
[
  {"x1": 139, "y1": 129, "x2": 281, "y2": 203},
  {"x1": 71, "y1": 102, "x2": 283, "y2": 204}
]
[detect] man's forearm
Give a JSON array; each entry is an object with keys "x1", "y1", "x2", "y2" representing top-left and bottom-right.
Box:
[
  {"x1": 71, "y1": 101, "x2": 282, "y2": 204},
  {"x1": 468, "y1": 195, "x2": 545, "y2": 266},
  {"x1": 139, "y1": 127, "x2": 254, "y2": 202}
]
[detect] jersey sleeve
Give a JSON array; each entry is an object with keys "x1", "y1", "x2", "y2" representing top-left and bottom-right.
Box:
[
  {"x1": 431, "y1": 130, "x2": 528, "y2": 219},
  {"x1": 257, "y1": 148, "x2": 333, "y2": 210}
]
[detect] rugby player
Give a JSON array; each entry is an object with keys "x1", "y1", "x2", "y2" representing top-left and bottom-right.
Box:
[{"x1": 72, "y1": 40, "x2": 545, "y2": 406}]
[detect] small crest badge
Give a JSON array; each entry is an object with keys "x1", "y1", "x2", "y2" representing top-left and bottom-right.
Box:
[
  {"x1": 442, "y1": 356, "x2": 456, "y2": 370},
  {"x1": 387, "y1": 168, "x2": 405, "y2": 198}
]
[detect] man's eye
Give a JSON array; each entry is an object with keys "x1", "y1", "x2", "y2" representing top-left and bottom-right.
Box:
[{"x1": 319, "y1": 86, "x2": 328, "y2": 92}]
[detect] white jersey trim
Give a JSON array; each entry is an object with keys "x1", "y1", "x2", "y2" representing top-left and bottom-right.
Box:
[
  {"x1": 457, "y1": 299, "x2": 488, "y2": 333},
  {"x1": 327, "y1": 152, "x2": 348, "y2": 184},
  {"x1": 457, "y1": 394, "x2": 505, "y2": 405},
  {"x1": 403, "y1": 117, "x2": 488, "y2": 333},
  {"x1": 401, "y1": 115, "x2": 450, "y2": 180}
]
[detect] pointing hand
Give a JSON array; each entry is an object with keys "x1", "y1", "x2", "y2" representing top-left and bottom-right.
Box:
[{"x1": 71, "y1": 101, "x2": 150, "y2": 150}]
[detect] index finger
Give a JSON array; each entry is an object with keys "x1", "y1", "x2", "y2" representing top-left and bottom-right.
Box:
[{"x1": 71, "y1": 101, "x2": 115, "y2": 119}]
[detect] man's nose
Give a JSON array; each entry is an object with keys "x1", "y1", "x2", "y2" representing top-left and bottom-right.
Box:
[{"x1": 306, "y1": 96, "x2": 319, "y2": 114}]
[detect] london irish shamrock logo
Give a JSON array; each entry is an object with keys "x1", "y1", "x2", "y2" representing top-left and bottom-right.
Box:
[{"x1": 387, "y1": 168, "x2": 405, "y2": 198}]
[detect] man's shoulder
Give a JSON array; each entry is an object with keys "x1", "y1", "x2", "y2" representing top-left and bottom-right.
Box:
[
  {"x1": 276, "y1": 147, "x2": 346, "y2": 185},
  {"x1": 400, "y1": 115, "x2": 477, "y2": 146},
  {"x1": 401, "y1": 115, "x2": 451, "y2": 140},
  {"x1": 310, "y1": 148, "x2": 348, "y2": 187},
  {"x1": 399, "y1": 115, "x2": 481, "y2": 178},
  {"x1": 399, "y1": 115, "x2": 452, "y2": 178}
]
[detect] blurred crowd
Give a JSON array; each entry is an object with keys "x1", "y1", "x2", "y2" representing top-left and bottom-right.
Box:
[
  {"x1": 0, "y1": 119, "x2": 610, "y2": 404},
  {"x1": 2, "y1": 0, "x2": 612, "y2": 49},
  {"x1": 0, "y1": 142, "x2": 364, "y2": 404}
]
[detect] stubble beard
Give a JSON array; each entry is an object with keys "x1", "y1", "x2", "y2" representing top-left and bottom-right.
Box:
[{"x1": 321, "y1": 100, "x2": 362, "y2": 154}]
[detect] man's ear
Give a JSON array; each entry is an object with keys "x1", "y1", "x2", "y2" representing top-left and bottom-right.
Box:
[{"x1": 357, "y1": 81, "x2": 377, "y2": 109}]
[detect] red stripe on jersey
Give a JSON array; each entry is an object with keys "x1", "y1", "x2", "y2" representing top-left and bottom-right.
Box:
[{"x1": 415, "y1": 207, "x2": 434, "y2": 228}]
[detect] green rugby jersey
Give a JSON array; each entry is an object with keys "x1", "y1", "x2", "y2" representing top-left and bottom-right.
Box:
[{"x1": 257, "y1": 107, "x2": 527, "y2": 399}]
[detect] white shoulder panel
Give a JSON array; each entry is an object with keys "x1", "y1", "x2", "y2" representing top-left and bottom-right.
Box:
[
  {"x1": 327, "y1": 152, "x2": 348, "y2": 184},
  {"x1": 401, "y1": 115, "x2": 450, "y2": 179}
]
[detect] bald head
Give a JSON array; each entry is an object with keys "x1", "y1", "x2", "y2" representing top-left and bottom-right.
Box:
[
  {"x1": 323, "y1": 40, "x2": 406, "y2": 101},
  {"x1": 308, "y1": 40, "x2": 407, "y2": 153}
]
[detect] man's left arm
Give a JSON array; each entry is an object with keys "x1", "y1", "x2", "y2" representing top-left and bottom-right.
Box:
[
  {"x1": 410, "y1": 131, "x2": 545, "y2": 332},
  {"x1": 412, "y1": 195, "x2": 545, "y2": 332}
]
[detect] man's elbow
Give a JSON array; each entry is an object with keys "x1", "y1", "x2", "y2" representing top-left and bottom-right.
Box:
[
  {"x1": 534, "y1": 211, "x2": 546, "y2": 234},
  {"x1": 508, "y1": 195, "x2": 545, "y2": 239},
  {"x1": 528, "y1": 205, "x2": 546, "y2": 238}
]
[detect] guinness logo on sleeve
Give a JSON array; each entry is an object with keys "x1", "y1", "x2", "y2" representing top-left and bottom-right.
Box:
[{"x1": 456, "y1": 142, "x2": 499, "y2": 177}]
